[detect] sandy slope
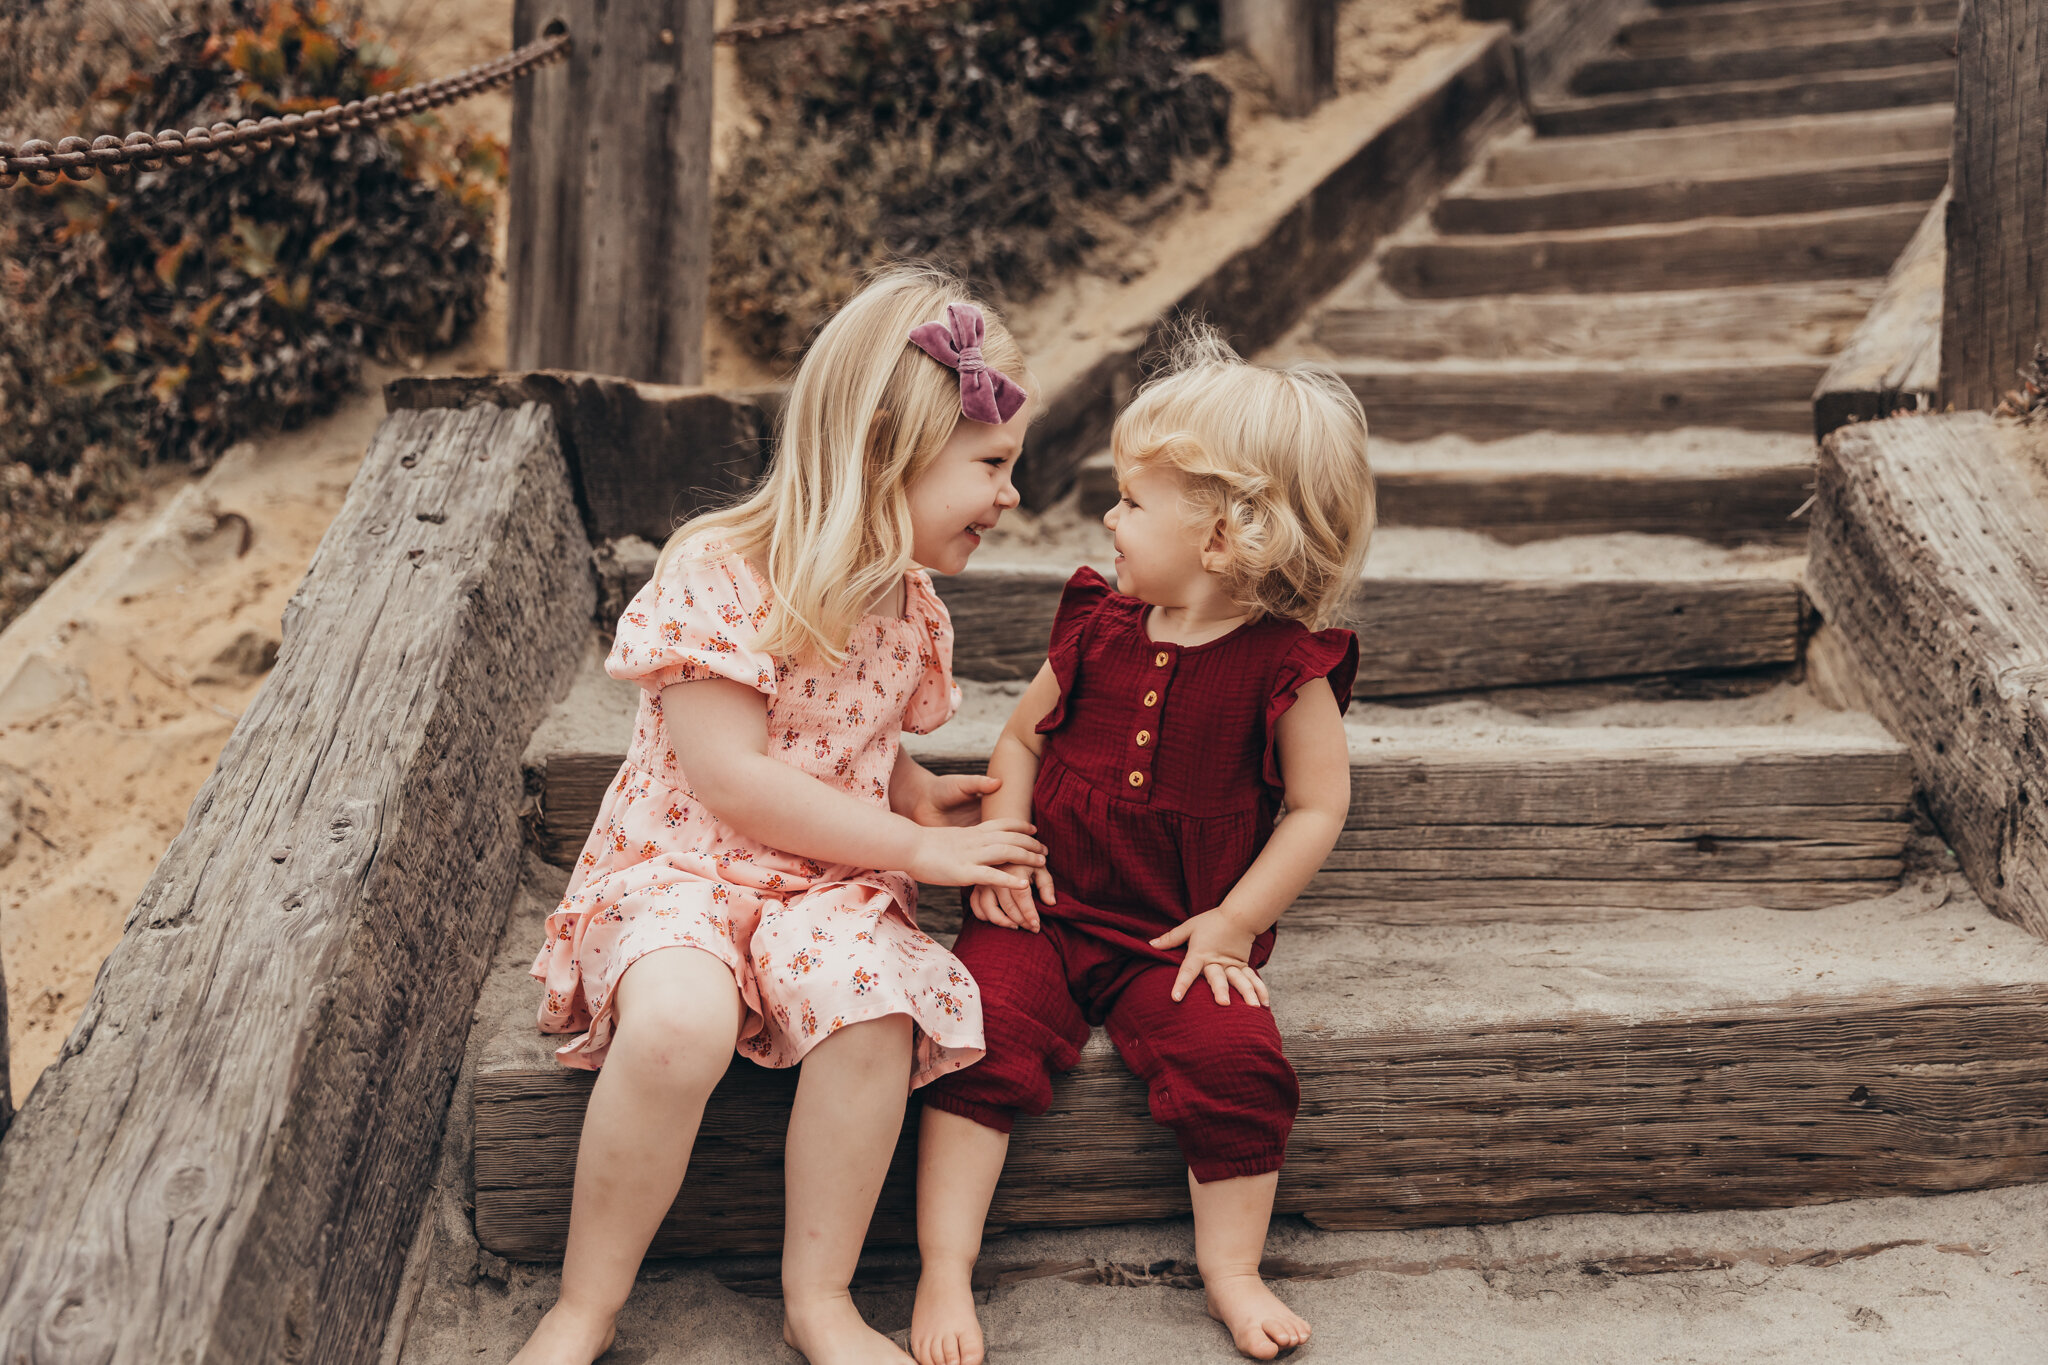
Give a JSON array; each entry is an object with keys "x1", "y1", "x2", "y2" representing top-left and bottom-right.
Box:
[{"x1": 2, "y1": 0, "x2": 1479, "y2": 1105}]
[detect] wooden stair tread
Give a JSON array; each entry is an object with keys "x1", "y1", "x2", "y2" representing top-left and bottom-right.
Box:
[
  {"x1": 1310, "y1": 283, "x2": 1883, "y2": 359},
  {"x1": 1616, "y1": 0, "x2": 1958, "y2": 56},
  {"x1": 1483, "y1": 105, "x2": 1951, "y2": 187},
  {"x1": 1433, "y1": 149, "x2": 1947, "y2": 234},
  {"x1": 470, "y1": 861, "x2": 2048, "y2": 1257},
  {"x1": 1813, "y1": 189, "x2": 1945, "y2": 436},
  {"x1": 1531, "y1": 62, "x2": 1957, "y2": 136},
  {"x1": 1571, "y1": 25, "x2": 1958, "y2": 96},
  {"x1": 1378, "y1": 204, "x2": 1927, "y2": 298}
]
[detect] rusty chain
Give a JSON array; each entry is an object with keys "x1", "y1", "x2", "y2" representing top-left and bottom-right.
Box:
[
  {"x1": 0, "y1": 0, "x2": 964, "y2": 188},
  {"x1": 0, "y1": 32, "x2": 570, "y2": 189}
]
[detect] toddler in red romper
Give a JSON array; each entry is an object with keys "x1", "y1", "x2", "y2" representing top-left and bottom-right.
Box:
[{"x1": 911, "y1": 329, "x2": 1378, "y2": 1365}]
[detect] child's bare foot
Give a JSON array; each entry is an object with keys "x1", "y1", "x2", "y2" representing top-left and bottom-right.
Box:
[
  {"x1": 783, "y1": 1291, "x2": 915, "y2": 1365},
  {"x1": 508, "y1": 1304, "x2": 616, "y2": 1364},
  {"x1": 1204, "y1": 1272, "x2": 1311, "y2": 1360},
  {"x1": 910, "y1": 1263, "x2": 985, "y2": 1365}
]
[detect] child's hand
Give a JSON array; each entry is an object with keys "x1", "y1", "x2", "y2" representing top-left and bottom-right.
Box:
[
  {"x1": 910, "y1": 819, "x2": 1045, "y2": 890},
  {"x1": 968, "y1": 864, "x2": 1055, "y2": 932},
  {"x1": 1149, "y1": 908, "x2": 1269, "y2": 1007},
  {"x1": 909, "y1": 772, "x2": 1001, "y2": 829}
]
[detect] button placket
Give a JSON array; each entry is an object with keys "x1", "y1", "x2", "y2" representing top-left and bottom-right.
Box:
[{"x1": 1126, "y1": 644, "x2": 1174, "y2": 802}]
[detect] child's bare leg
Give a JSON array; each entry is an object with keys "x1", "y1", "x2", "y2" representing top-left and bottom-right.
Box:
[
  {"x1": 782, "y1": 1013, "x2": 918, "y2": 1365},
  {"x1": 512, "y1": 947, "x2": 744, "y2": 1365},
  {"x1": 910, "y1": 1106, "x2": 1010, "y2": 1365},
  {"x1": 1190, "y1": 1170, "x2": 1310, "y2": 1360}
]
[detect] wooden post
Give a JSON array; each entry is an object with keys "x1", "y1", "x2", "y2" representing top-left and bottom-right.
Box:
[
  {"x1": 508, "y1": 0, "x2": 715, "y2": 386},
  {"x1": 1224, "y1": 0, "x2": 1336, "y2": 117},
  {"x1": 1939, "y1": 0, "x2": 2048, "y2": 410}
]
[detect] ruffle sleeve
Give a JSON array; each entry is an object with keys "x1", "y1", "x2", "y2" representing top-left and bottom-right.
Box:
[
  {"x1": 1034, "y1": 565, "x2": 1115, "y2": 734},
  {"x1": 605, "y1": 536, "x2": 779, "y2": 697},
  {"x1": 1262, "y1": 627, "x2": 1359, "y2": 789},
  {"x1": 901, "y1": 570, "x2": 962, "y2": 734}
]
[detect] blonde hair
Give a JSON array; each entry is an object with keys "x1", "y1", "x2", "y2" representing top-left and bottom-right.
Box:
[
  {"x1": 1112, "y1": 327, "x2": 1374, "y2": 630},
  {"x1": 655, "y1": 264, "x2": 1027, "y2": 666}
]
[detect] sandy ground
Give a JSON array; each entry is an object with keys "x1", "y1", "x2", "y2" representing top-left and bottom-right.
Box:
[{"x1": 1, "y1": 0, "x2": 1479, "y2": 1104}]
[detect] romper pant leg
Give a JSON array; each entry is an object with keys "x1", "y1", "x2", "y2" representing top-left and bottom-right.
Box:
[
  {"x1": 1103, "y1": 962, "x2": 1298, "y2": 1182},
  {"x1": 921, "y1": 915, "x2": 1091, "y2": 1133}
]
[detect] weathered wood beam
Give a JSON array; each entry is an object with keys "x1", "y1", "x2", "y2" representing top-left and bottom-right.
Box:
[
  {"x1": 1615, "y1": 0, "x2": 1958, "y2": 56},
  {"x1": 1510, "y1": 0, "x2": 1643, "y2": 100},
  {"x1": 1570, "y1": 26, "x2": 1957, "y2": 96},
  {"x1": 1224, "y1": 0, "x2": 1335, "y2": 117},
  {"x1": 386, "y1": 371, "x2": 770, "y2": 551},
  {"x1": 508, "y1": 0, "x2": 715, "y2": 385},
  {"x1": 1807, "y1": 414, "x2": 2048, "y2": 943},
  {"x1": 0, "y1": 922, "x2": 10, "y2": 1140},
  {"x1": 1813, "y1": 188, "x2": 1945, "y2": 438},
  {"x1": 0, "y1": 404, "x2": 593, "y2": 1362},
  {"x1": 1532, "y1": 63, "x2": 1955, "y2": 136},
  {"x1": 1940, "y1": 0, "x2": 2048, "y2": 411}
]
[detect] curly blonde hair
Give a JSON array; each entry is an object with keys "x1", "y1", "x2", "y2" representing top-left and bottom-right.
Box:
[{"x1": 1111, "y1": 327, "x2": 1374, "y2": 630}]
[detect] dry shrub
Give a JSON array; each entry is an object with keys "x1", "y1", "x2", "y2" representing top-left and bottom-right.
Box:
[
  {"x1": 717, "y1": 0, "x2": 1230, "y2": 365},
  {"x1": 0, "y1": 0, "x2": 504, "y2": 630}
]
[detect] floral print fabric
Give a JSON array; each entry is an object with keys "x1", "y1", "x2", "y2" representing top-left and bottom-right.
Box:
[{"x1": 530, "y1": 532, "x2": 982, "y2": 1088}]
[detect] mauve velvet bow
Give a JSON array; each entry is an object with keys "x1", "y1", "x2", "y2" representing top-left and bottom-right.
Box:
[{"x1": 908, "y1": 303, "x2": 1026, "y2": 425}]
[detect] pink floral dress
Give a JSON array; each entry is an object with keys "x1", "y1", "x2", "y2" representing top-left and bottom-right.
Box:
[{"x1": 531, "y1": 531, "x2": 983, "y2": 1088}]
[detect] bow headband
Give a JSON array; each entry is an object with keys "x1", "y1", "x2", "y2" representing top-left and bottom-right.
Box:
[{"x1": 907, "y1": 303, "x2": 1026, "y2": 425}]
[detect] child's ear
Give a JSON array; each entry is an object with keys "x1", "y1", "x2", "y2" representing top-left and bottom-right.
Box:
[{"x1": 1199, "y1": 519, "x2": 1233, "y2": 575}]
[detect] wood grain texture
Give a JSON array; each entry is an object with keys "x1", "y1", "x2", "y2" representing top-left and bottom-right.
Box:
[
  {"x1": 386, "y1": 371, "x2": 770, "y2": 549},
  {"x1": 1331, "y1": 357, "x2": 1823, "y2": 438},
  {"x1": 1484, "y1": 105, "x2": 1952, "y2": 188},
  {"x1": 1571, "y1": 26, "x2": 1958, "y2": 95},
  {"x1": 1807, "y1": 414, "x2": 2048, "y2": 942},
  {"x1": 1939, "y1": 0, "x2": 2048, "y2": 411},
  {"x1": 1532, "y1": 62, "x2": 1956, "y2": 136},
  {"x1": 472, "y1": 986, "x2": 2048, "y2": 1258},
  {"x1": 536, "y1": 734, "x2": 1911, "y2": 916},
  {"x1": 1813, "y1": 189, "x2": 1946, "y2": 438},
  {"x1": 1433, "y1": 152, "x2": 1948, "y2": 235},
  {"x1": 1511, "y1": 0, "x2": 1642, "y2": 99},
  {"x1": 1224, "y1": 0, "x2": 1335, "y2": 116},
  {"x1": 1315, "y1": 284, "x2": 1879, "y2": 360},
  {"x1": 507, "y1": 0, "x2": 716, "y2": 385},
  {"x1": 1615, "y1": 0, "x2": 1957, "y2": 55},
  {"x1": 929, "y1": 566, "x2": 1802, "y2": 695},
  {"x1": 0, "y1": 404, "x2": 593, "y2": 1363},
  {"x1": 1380, "y1": 205, "x2": 1926, "y2": 297},
  {"x1": 1020, "y1": 31, "x2": 1517, "y2": 508},
  {"x1": 0, "y1": 926, "x2": 10, "y2": 1139}
]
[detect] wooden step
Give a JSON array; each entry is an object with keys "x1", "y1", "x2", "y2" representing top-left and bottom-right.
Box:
[
  {"x1": 1327, "y1": 356, "x2": 1823, "y2": 438},
  {"x1": 1081, "y1": 435, "x2": 1817, "y2": 545},
  {"x1": 471, "y1": 861, "x2": 2048, "y2": 1258},
  {"x1": 1311, "y1": 284, "x2": 1880, "y2": 361},
  {"x1": 1379, "y1": 205, "x2": 1926, "y2": 298},
  {"x1": 1484, "y1": 105, "x2": 1951, "y2": 187},
  {"x1": 1434, "y1": 150, "x2": 1947, "y2": 234},
  {"x1": 1572, "y1": 27, "x2": 1957, "y2": 96},
  {"x1": 1813, "y1": 189, "x2": 1945, "y2": 437},
  {"x1": 1532, "y1": 63, "x2": 1956, "y2": 136},
  {"x1": 1617, "y1": 0, "x2": 1957, "y2": 56}
]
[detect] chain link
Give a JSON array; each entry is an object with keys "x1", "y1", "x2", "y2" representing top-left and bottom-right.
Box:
[
  {"x1": 717, "y1": 0, "x2": 957, "y2": 43},
  {"x1": 0, "y1": 32, "x2": 570, "y2": 189},
  {"x1": 0, "y1": 0, "x2": 966, "y2": 188}
]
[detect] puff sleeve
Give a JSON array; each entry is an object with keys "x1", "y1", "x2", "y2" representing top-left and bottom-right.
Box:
[
  {"x1": 1261, "y1": 627, "x2": 1359, "y2": 789},
  {"x1": 606, "y1": 538, "x2": 779, "y2": 697},
  {"x1": 1034, "y1": 565, "x2": 1115, "y2": 734},
  {"x1": 901, "y1": 570, "x2": 962, "y2": 734}
]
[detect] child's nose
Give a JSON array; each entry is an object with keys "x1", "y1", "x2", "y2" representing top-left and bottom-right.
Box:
[{"x1": 996, "y1": 474, "x2": 1020, "y2": 509}]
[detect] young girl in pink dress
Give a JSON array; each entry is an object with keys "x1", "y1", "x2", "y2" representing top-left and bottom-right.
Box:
[
  {"x1": 911, "y1": 331, "x2": 1376, "y2": 1364},
  {"x1": 516, "y1": 267, "x2": 1042, "y2": 1365}
]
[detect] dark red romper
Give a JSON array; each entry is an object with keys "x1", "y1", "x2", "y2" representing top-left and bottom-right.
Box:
[{"x1": 923, "y1": 567, "x2": 1358, "y2": 1181}]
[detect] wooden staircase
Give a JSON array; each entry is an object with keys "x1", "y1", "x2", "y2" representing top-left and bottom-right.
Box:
[{"x1": 465, "y1": 0, "x2": 2048, "y2": 1263}]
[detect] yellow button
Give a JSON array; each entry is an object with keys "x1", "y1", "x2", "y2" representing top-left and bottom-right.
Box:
[
  {"x1": 1154, "y1": 651, "x2": 1170, "y2": 667},
  {"x1": 1128, "y1": 770, "x2": 1145, "y2": 787},
  {"x1": 1136, "y1": 730, "x2": 1151, "y2": 747},
  {"x1": 1143, "y1": 690, "x2": 1158, "y2": 707}
]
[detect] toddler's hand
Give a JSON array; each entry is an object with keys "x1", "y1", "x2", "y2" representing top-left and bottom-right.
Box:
[
  {"x1": 1149, "y1": 908, "x2": 1269, "y2": 1007},
  {"x1": 969, "y1": 864, "x2": 1055, "y2": 932},
  {"x1": 910, "y1": 772, "x2": 1000, "y2": 828},
  {"x1": 910, "y1": 819, "x2": 1044, "y2": 891}
]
